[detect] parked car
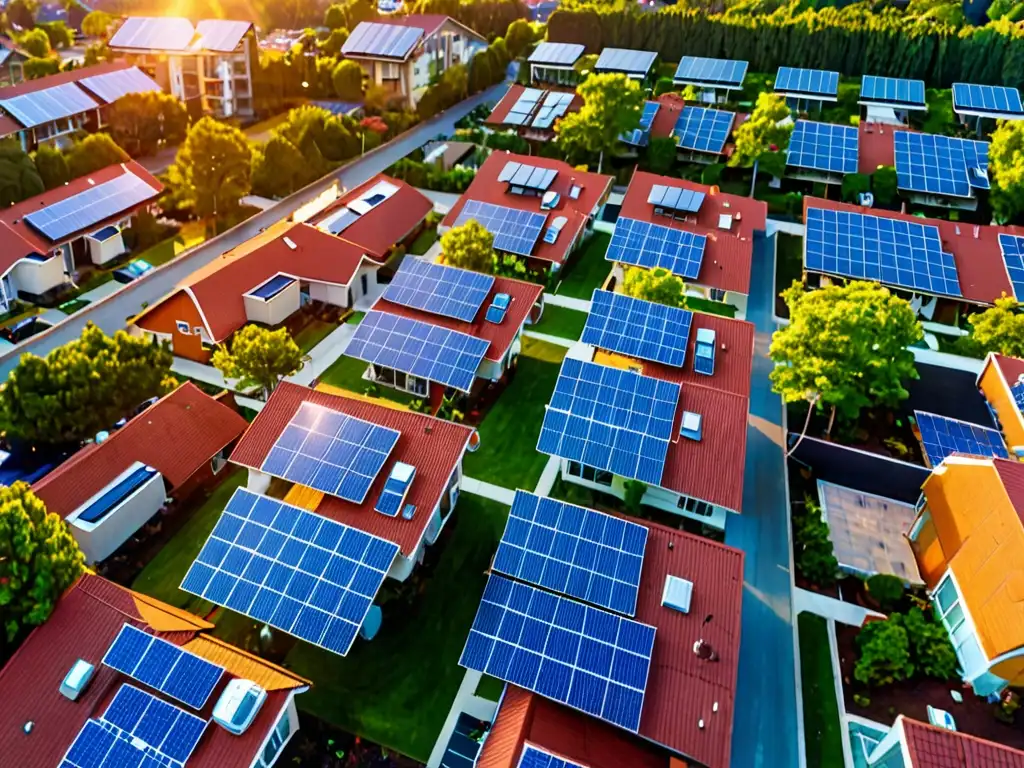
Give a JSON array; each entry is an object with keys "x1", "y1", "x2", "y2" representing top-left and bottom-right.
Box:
[{"x1": 112, "y1": 260, "x2": 154, "y2": 284}]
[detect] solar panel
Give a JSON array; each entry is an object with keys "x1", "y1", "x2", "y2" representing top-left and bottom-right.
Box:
[
  {"x1": 77, "y1": 66, "x2": 162, "y2": 105},
  {"x1": 605, "y1": 217, "x2": 707, "y2": 280},
  {"x1": 805, "y1": 208, "x2": 962, "y2": 298},
  {"x1": 893, "y1": 131, "x2": 989, "y2": 198},
  {"x1": 581, "y1": 289, "x2": 693, "y2": 368},
  {"x1": 345, "y1": 310, "x2": 490, "y2": 393},
  {"x1": 594, "y1": 48, "x2": 657, "y2": 76},
  {"x1": 108, "y1": 17, "x2": 196, "y2": 51},
  {"x1": 528, "y1": 42, "x2": 585, "y2": 66},
  {"x1": 453, "y1": 200, "x2": 546, "y2": 257},
  {"x1": 537, "y1": 357, "x2": 680, "y2": 486},
  {"x1": 774, "y1": 66, "x2": 840, "y2": 98},
  {"x1": 671, "y1": 107, "x2": 734, "y2": 154},
  {"x1": 532, "y1": 91, "x2": 574, "y2": 129},
  {"x1": 620, "y1": 101, "x2": 660, "y2": 147},
  {"x1": 518, "y1": 744, "x2": 588, "y2": 768},
  {"x1": 787, "y1": 121, "x2": 858, "y2": 175},
  {"x1": 693, "y1": 327, "x2": 716, "y2": 376},
  {"x1": 341, "y1": 21, "x2": 423, "y2": 59},
  {"x1": 259, "y1": 401, "x2": 400, "y2": 503},
  {"x1": 502, "y1": 161, "x2": 559, "y2": 191},
  {"x1": 998, "y1": 234, "x2": 1024, "y2": 301},
  {"x1": 915, "y1": 411, "x2": 1008, "y2": 467},
  {"x1": 673, "y1": 56, "x2": 748, "y2": 88},
  {"x1": 860, "y1": 76, "x2": 926, "y2": 109},
  {"x1": 0, "y1": 82, "x2": 99, "y2": 130},
  {"x1": 459, "y1": 574, "x2": 656, "y2": 732},
  {"x1": 102, "y1": 624, "x2": 225, "y2": 710},
  {"x1": 194, "y1": 19, "x2": 251, "y2": 52},
  {"x1": 1013, "y1": 379, "x2": 1024, "y2": 411},
  {"x1": 493, "y1": 490, "x2": 648, "y2": 616},
  {"x1": 647, "y1": 184, "x2": 705, "y2": 214},
  {"x1": 383, "y1": 258, "x2": 495, "y2": 322},
  {"x1": 180, "y1": 488, "x2": 400, "y2": 656},
  {"x1": 24, "y1": 173, "x2": 158, "y2": 242},
  {"x1": 504, "y1": 88, "x2": 544, "y2": 126},
  {"x1": 952, "y1": 83, "x2": 1024, "y2": 118}
]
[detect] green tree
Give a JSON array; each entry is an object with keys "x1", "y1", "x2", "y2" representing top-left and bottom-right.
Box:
[
  {"x1": 83, "y1": 42, "x2": 113, "y2": 67},
  {"x1": 872, "y1": 166, "x2": 898, "y2": 206},
  {"x1": 0, "y1": 482, "x2": 84, "y2": 645},
  {"x1": 622, "y1": 266, "x2": 685, "y2": 308},
  {"x1": 19, "y1": 28, "x2": 50, "y2": 58},
  {"x1": 794, "y1": 495, "x2": 839, "y2": 588},
  {"x1": 324, "y1": 3, "x2": 346, "y2": 29},
  {"x1": 643, "y1": 136, "x2": 677, "y2": 175},
  {"x1": 988, "y1": 119, "x2": 1024, "y2": 223},
  {"x1": 896, "y1": 607, "x2": 957, "y2": 681},
  {"x1": 0, "y1": 139, "x2": 45, "y2": 206},
  {"x1": 167, "y1": 117, "x2": 252, "y2": 219},
  {"x1": 468, "y1": 51, "x2": 492, "y2": 94},
  {"x1": 504, "y1": 19, "x2": 533, "y2": 58},
  {"x1": 320, "y1": 27, "x2": 349, "y2": 57},
  {"x1": 337, "y1": 0, "x2": 376, "y2": 29},
  {"x1": 770, "y1": 281, "x2": 922, "y2": 422},
  {"x1": 441, "y1": 220, "x2": 494, "y2": 273},
  {"x1": 842, "y1": 172, "x2": 871, "y2": 204},
  {"x1": 250, "y1": 135, "x2": 311, "y2": 199},
  {"x1": 65, "y1": 133, "x2": 129, "y2": 179},
  {"x1": 854, "y1": 618, "x2": 914, "y2": 686},
  {"x1": 555, "y1": 72, "x2": 644, "y2": 172},
  {"x1": 332, "y1": 58, "x2": 363, "y2": 101},
  {"x1": 865, "y1": 573, "x2": 905, "y2": 612},
  {"x1": 23, "y1": 56, "x2": 59, "y2": 79},
  {"x1": 0, "y1": 323, "x2": 176, "y2": 446},
  {"x1": 965, "y1": 296, "x2": 1024, "y2": 357},
  {"x1": 32, "y1": 143, "x2": 69, "y2": 190},
  {"x1": 493, "y1": 251, "x2": 528, "y2": 279},
  {"x1": 5, "y1": 0, "x2": 38, "y2": 30},
  {"x1": 622, "y1": 480, "x2": 646, "y2": 516},
  {"x1": 36, "y1": 20, "x2": 73, "y2": 49},
  {"x1": 729, "y1": 92, "x2": 792, "y2": 188},
  {"x1": 107, "y1": 91, "x2": 189, "y2": 157},
  {"x1": 211, "y1": 325, "x2": 303, "y2": 398},
  {"x1": 81, "y1": 9, "x2": 115, "y2": 38}
]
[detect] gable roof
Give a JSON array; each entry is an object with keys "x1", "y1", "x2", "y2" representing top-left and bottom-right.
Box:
[
  {"x1": 341, "y1": 20, "x2": 424, "y2": 61},
  {"x1": 649, "y1": 93, "x2": 686, "y2": 141},
  {"x1": 33, "y1": 383, "x2": 248, "y2": 518},
  {"x1": 109, "y1": 17, "x2": 254, "y2": 53},
  {"x1": 901, "y1": 716, "x2": 1024, "y2": 767},
  {"x1": 381, "y1": 14, "x2": 485, "y2": 42}
]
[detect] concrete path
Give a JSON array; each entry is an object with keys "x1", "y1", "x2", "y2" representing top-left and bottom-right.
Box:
[
  {"x1": 425, "y1": 669, "x2": 498, "y2": 768},
  {"x1": 533, "y1": 456, "x2": 561, "y2": 497},
  {"x1": 545, "y1": 294, "x2": 591, "y2": 312},
  {"x1": 794, "y1": 587, "x2": 883, "y2": 627},
  {"x1": 766, "y1": 218, "x2": 806, "y2": 236},
  {"x1": 171, "y1": 357, "x2": 254, "y2": 394},
  {"x1": 461, "y1": 477, "x2": 516, "y2": 506},
  {"x1": 522, "y1": 330, "x2": 574, "y2": 348},
  {"x1": 287, "y1": 322, "x2": 356, "y2": 386}
]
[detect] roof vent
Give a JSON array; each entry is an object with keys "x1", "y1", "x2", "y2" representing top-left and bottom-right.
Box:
[
  {"x1": 375, "y1": 462, "x2": 416, "y2": 517},
  {"x1": 283, "y1": 236, "x2": 297, "y2": 250},
  {"x1": 60, "y1": 659, "x2": 95, "y2": 701},
  {"x1": 568, "y1": 184, "x2": 582, "y2": 200},
  {"x1": 543, "y1": 216, "x2": 568, "y2": 245},
  {"x1": 680, "y1": 411, "x2": 702, "y2": 441},
  {"x1": 401, "y1": 503, "x2": 417, "y2": 520},
  {"x1": 717, "y1": 213, "x2": 733, "y2": 231},
  {"x1": 540, "y1": 190, "x2": 560, "y2": 210},
  {"x1": 212, "y1": 679, "x2": 267, "y2": 735},
  {"x1": 485, "y1": 293, "x2": 511, "y2": 324},
  {"x1": 662, "y1": 575, "x2": 693, "y2": 613}
]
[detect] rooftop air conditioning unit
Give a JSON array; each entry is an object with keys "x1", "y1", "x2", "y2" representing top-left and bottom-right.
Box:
[
  {"x1": 662, "y1": 575, "x2": 693, "y2": 614},
  {"x1": 541, "y1": 190, "x2": 560, "y2": 210},
  {"x1": 213, "y1": 679, "x2": 267, "y2": 735},
  {"x1": 60, "y1": 660, "x2": 95, "y2": 701}
]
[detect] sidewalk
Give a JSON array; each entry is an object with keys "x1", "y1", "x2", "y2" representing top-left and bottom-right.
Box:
[
  {"x1": 794, "y1": 587, "x2": 883, "y2": 627},
  {"x1": 523, "y1": 329, "x2": 574, "y2": 348},
  {"x1": 461, "y1": 477, "x2": 516, "y2": 506},
  {"x1": 546, "y1": 294, "x2": 592, "y2": 312}
]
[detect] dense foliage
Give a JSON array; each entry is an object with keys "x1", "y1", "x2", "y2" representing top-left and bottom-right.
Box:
[
  {"x1": 854, "y1": 606, "x2": 957, "y2": 686},
  {"x1": 167, "y1": 118, "x2": 253, "y2": 218},
  {"x1": 212, "y1": 325, "x2": 303, "y2": 398},
  {"x1": 966, "y1": 296, "x2": 1024, "y2": 357},
  {"x1": 555, "y1": 72, "x2": 644, "y2": 171},
  {"x1": 441, "y1": 220, "x2": 495, "y2": 272},
  {"x1": 107, "y1": 92, "x2": 190, "y2": 157},
  {"x1": 622, "y1": 266, "x2": 685, "y2": 308},
  {"x1": 793, "y1": 495, "x2": 839, "y2": 588}
]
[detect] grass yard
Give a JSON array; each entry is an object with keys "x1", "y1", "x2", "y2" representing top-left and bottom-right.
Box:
[
  {"x1": 532, "y1": 304, "x2": 588, "y2": 340},
  {"x1": 137, "y1": 222, "x2": 207, "y2": 267},
  {"x1": 474, "y1": 674, "x2": 505, "y2": 701},
  {"x1": 285, "y1": 495, "x2": 509, "y2": 762},
  {"x1": 556, "y1": 232, "x2": 611, "y2": 300},
  {"x1": 685, "y1": 296, "x2": 737, "y2": 318},
  {"x1": 293, "y1": 319, "x2": 338, "y2": 354},
  {"x1": 59, "y1": 298, "x2": 90, "y2": 315},
  {"x1": 520, "y1": 336, "x2": 567, "y2": 364},
  {"x1": 798, "y1": 613, "x2": 845, "y2": 768},
  {"x1": 409, "y1": 227, "x2": 439, "y2": 256},
  {"x1": 318, "y1": 355, "x2": 420, "y2": 406},
  {"x1": 345, "y1": 311, "x2": 366, "y2": 325}
]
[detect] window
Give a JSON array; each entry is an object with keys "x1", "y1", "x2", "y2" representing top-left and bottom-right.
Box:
[
  {"x1": 261, "y1": 710, "x2": 291, "y2": 766},
  {"x1": 176, "y1": 321, "x2": 191, "y2": 335},
  {"x1": 709, "y1": 288, "x2": 727, "y2": 302},
  {"x1": 361, "y1": 273, "x2": 369, "y2": 295},
  {"x1": 193, "y1": 326, "x2": 203, "y2": 336},
  {"x1": 678, "y1": 496, "x2": 714, "y2": 518},
  {"x1": 565, "y1": 461, "x2": 613, "y2": 486},
  {"x1": 381, "y1": 62, "x2": 399, "y2": 80},
  {"x1": 934, "y1": 574, "x2": 988, "y2": 680}
]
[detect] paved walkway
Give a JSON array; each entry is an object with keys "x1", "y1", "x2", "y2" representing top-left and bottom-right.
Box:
[
  {"x1": 794, "y1": 587, "x2": 883, "y2": 627},
  {"x1": 534, "y1": 455, "x2": 561, "y2": 497},
  {"x1": 545, "y1": 294, "x2": 592, "y2": 312},
  {"x1": 766, "y1": 218, "x2": 805, "y2": 236},
  {"x1": 171, "y1": 357, "x2": 254, "y2": 394},
  {"x1": 288, "y1": 322, "x2": 357, "y2": 386},
  {"x1": 461, "y1": 477, "x2": 516, "y2": 506},
  {"x1": 522, "y1": 330, "x2": 574, "y2": 348}
]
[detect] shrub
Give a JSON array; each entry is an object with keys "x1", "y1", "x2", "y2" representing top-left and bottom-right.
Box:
[
  {"x1": 866, "y1": 574, "x2": 906, "y2": 613},
  {"x1": 896, "y1": 607, "x2": 958, "y2": 681},
  {"x1": 852, "y1": 693, "x2": 871, "y2": 707},
  {"x1": 793, "y1": 495, "x2": 839, "y2": 588},
  {"x1": 854, "y1": 619, "x2": 914, "y2": 687}
]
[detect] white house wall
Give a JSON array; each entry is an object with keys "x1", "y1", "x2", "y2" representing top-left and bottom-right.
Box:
[
  {"x1": 10, "y1": 253, "x2": 66, "y2": 296},
  {"x1": 67, "y1": 468, "x2": 166, "y2": 564},
  {"x1": 89, "y1": 231, "x2": 127, "y2": 266},
  {"x1": 244, "y1": 280, "x2": 301, "y2": 326}
]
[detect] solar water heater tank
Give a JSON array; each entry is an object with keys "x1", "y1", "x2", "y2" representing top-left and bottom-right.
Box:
[{"x1": 213, "y1": 679, "x2": 267, "y2": 735}]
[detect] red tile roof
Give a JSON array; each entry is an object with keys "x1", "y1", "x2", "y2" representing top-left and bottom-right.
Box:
[
  {"x1": 374, "y1": 273, "x2": 543, "y2": 362},
  {"x1": 649, "y1": 93, "x2": 685, "y2": 140},
  {"x1": 858, "y1": 121, "x2": 901, "y2": 175},
  {"x1": 0, "y1": 574, "x2": 306, "y2": 768},
  {"x1": 33, "y1": 383, "x2": 248, "y2": 519},
  {"x1": 991, "y1": 353, "x2": 1024, "y2": 390},
  {"x1": 229, "y1": 382, "x2": 474, "y2": 555},
  {"x1": 902, "y1": 716, "x2": 1024, "y2": 767},
  {"x1": 994, "y1": 458, "x2": 1024, "y2": 525},
  {"x1": 803, "y1": 196, "x2": 1021, "y2": 305},
  {"x1": 443, "y1": 152, "x2": 613, "y2": 266},
  {"x1": 0, "y1": 60, "x2": 131, "y2": 99},
  {"x1": 618, "y1": 171, "x2": 767, "y2": 296}
]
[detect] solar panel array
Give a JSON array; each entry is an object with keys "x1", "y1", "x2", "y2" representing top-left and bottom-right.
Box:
[
  {"x1": 383, "y1": 258, "x2": 494, "y2": 323},
  {"x1": 532, "y1": 91, "x2": 575, "y2": 129},
  {"x1": 894, "y1": 131, "x2": 990, "y2": 198},
  {"x1": 0, "y1": 82, "x2": 99, "y2": 129},
  {"x1": 647, "y1": 184, "x2": 705, "y2": 214},
  {"x1": 102, "y1": 624, "x2": 225, "y2": 710},
  {"x1": 537, "y1": 358, "x2": 680, "y2": 486},
  {"x1": 673, "y1": 56, "x2": 748, "y2": 88},
  {"x1": 181, "y1": 488, "x2": 400, "y2": 656},
  {"x1": 374, "y1": 463, "x2": 414, "y2": 518},
  {"x1": 24, "y1": 174, "x2": 157, "y2": 242},
  {"x1": 594, "y1": 48, "x2": 658, "y2": 76},
  {"x1": 493, "y1": 490, "x2": 649, "y2": 617},
  {"x1": 860, "y1": 76, "x2": 927, "y2": 109},
  {"x1": 952, "y1": 83, "x2": 1024, "y2": 118},
  {"x1": 499, "y1": 161, "x2": 558, "y2": 191},
  {"x1": 528, "y1": 42, "x2": 585, "y2": 66},
  {"x1": 193, "y1": 19, "x2": 251, "y2": 52},
  {"x1": 1013, "y1": 379, "x2": 1024, "y2": 411},
  {"x1": 606, "y1": 217, "x2": 707, "y2": 280},
  {"x1": 518, "y1": 744, "x2": 588, "y2": 768},
  {"x1": 454, "y1": 200, "x2": 547, "y2": 257},
  {"x1": 108, "y1": 17, "x2": 197, "y2": 51},
  {"x1": 78, "y1": 66, "x2": 161, "y2": 104},
  {"x1": 620, "y1": 101, "x2": 661, "y2": 147},
  {"x1": 342, "y1": 22, "x2": 423, "y2": 59},
  {"x1": 774, "y1": 67, "x2": 840, "y2": 98},
  {"x1": 581, "y1": 289, "x2": 693, "y2": 368},
  {"x1": 259, "y1": 401, "x2": 399, "y2": 502},
  {"x1": 505, "y1": 88, "x2": 544, "y2": 126},
  {"x1": 805, "y1": 208, "x2": 962, "y2": 298},
  {"x1": 998, "y1": 234, "x2": 1024, "y2": 301},
  {"x1": 671, "y1": 107, "x2": 734, "y2": 154},
  {"x1": 915, "y1": 411, "x2": 1008, "y2": 467},
  {"x1": 346, "y1": 310, "x2": 490, "y2": 392},
  {"x1": 787, "y1": 121, "x2": 858, "y2": 175}
]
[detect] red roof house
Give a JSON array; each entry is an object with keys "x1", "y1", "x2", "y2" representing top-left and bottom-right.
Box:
[
  {"x1": 484, "y1": 84, "x2": 583, "y2": 139},
  {"x1": 649, "y1": 93, "x2": 686, "y2": 141},
  {"x1": 867, "y1": 715, "x2": 1024, "y2": 767}
]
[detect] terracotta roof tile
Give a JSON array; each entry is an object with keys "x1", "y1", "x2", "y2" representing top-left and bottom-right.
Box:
[
  {"x1": 649, "y1": 93, "x2": 686, "y2": 140},
  {"x1": 858, "y1": 121, "x2": 901, "y2": 175},
  {"x1": 903, "y1": 716, "x2": 1024, "y2": 767}
]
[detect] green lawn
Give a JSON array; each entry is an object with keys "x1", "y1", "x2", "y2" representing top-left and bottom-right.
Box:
[
  {"x1": 345, "y1": 311, "x2": 366, "y2": 325},
  {"x1": 409, "y1": 228, "x2": 439, "y2": 256},
  {"x1": 58, "y1": 298, "x2": 90, "y2": 315},
  {"x1": 474, "y1": 674, "x2": 505, "y2": 701},
  {"x1": 798, "y1": 613, "x2": 845, "y2": 768},
  {"x1": 532, "y1": 304, "x2": 588, "y2": 340},
  {"x1": 285, "y1": 495, "x2": 509, "y2": 762},
  {"x1": 293, "y1": 319, "x2": 338, "y2": 354},
  {"x1": 137, "y1": 222, "x2": 207, "y2": 267},
  {"x1": 556, "y1": 232, "x2": 611, "y2": 300},
  {"x1": 685, "y1": 296, "x2": 737, "y2": 318},
  {"x1": 318, "y1": 355, "x2": 420, "y2": 406}
]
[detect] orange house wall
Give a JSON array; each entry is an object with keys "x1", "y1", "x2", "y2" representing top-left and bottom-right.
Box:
[
  {"x1": 980, "y1": 364, "x2": 1024, "y2": 451},
  {"x1": 135, "y1": 292, "x2": 210, "y2": 363}
]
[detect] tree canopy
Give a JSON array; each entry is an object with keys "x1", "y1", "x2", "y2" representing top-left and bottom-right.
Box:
[
  {"x1": 0, "y1": 139, "x2": 45, "y2": 206},
  {"x1": 168, "y1": 117, "x2": 252, "y2": 219},
  {"x1": 23, "y1": 56, "x2": 60, "y2": 80},
  {"x1": 33, "y1": 143, "x2": 69, "y2": 190},
  {"x1": 729, "y1": 92, "x2": 791, "y2": 168},
  {"x1": 107, "y1": 91, "x2": 189, "y2": 157},
  {"x1": 989, "y1": 119, "x2": 1024, "y2": 223},
  {"x1": 441, "y1": 220, "x2": 495, "y2": 273},
  {"x1": 212, "y1": 325, "x2": 304, "y2": 397},
  {"x1": 966, "y1": 296, "x2": 1024, "y2": 357},
  {"x1": 66, "y1": 133, "x2": 130, "y2": 179},
  {"x1": 505, "y1": 19, "x2": 533, "y2": 58},
  {"x1": 554, "y1": 72, "x2": 644, "y2": 171},
  {"x1": 622, "y1": 267, "x2": 686, "y2": 308},
  {"x1": 332, "y1": 59, "x2": 364, "y2": 101},
  {"x1": 82, "y1": 9, "x2": 116, "y2": 38},
  {"x1": 19, "y1": 28, "x2": 50, "y2": 58}
]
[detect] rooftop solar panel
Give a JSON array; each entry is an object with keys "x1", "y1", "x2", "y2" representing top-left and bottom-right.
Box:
[
  {"x1": 528, "y1": 42, "x2": 585, "y2": 66},
  {"x1": 1013, "y1": 379, "x2": 1024, "y2": 411},
  {"x1": 383, "y1": 258, "x2": 495, "y2": 322},
  {"x1": 915, "y1": 411, "x2": 1008, "y2": 467},
  {"x1": 859, "y1": 76, "x2": 927, "y2": 109},
  {"x1": 671, "y1": 107, "x2": 734, "y2": 154},
  {"x1": 460, "y1": 574, "x2": 656, "y2": 732},
  {"x1": 0, "y1": 82, "x2": 100, "y2": 130},
  {"x1": 787, "y1": 121, "x2": 858, "y2": 175},
  {"x1": 647, "y1": 184, "x2": 705, "y2": 214},
  {"x1": 673, "y1": 56, "x2": 748, "y2": 89},
  {"x1": 493, "y1": 490, "x2": 649, "y2": 616},
  {"x1": 998, "y1": 234, "x2": 1024, "y2": 301},
  {"x1": 102, "y1": 685, "x2": 207, "y2": 764},
  {"x1": 606, "y1": 217, "x2": 707, "y2": 280},
  {"x1": 805, "y1": 207, "x2": 962, "y2": 298},
  {"x1": 693, "y1": 327, "x2": 716, "y2": 376},
  {"x1": 194, "y1": 19, "x2": 251, "y2": 52},
  {"x1": 952, "y1": 83, "x2": 1024, "y2": 118},
  {"x1": 774, "y1": 66, "x2": 840, "y2": 98},
  {"x1": 345, "y1": 309, "x2": 490, "y2": 393},
  {"x1": 504, "y1": 88, "x2": 544, "y2": 126},
  {"x1": 537, "y1": 357, "x2": 680, "y2": 486},
  {"x1": 620, "y1": 101, "x2": 660, "y2": 147},
  {"x1": 181, "y1": 488, "x2": 400, "y2": 656},
  {"x1": 453, "y1": 200, "x2": 546, "y2": 257},
  {"x1": 594, "y1": 48, "x2": 657, "y2": 76},
  {"x1": 24, "y1": 173, "x2": 158, "y2": 242},
  {"x1": 501, "y1": 161, "x2": 558, "y2": 191},
  {"x1": 259, "y1": 401, "x2": 400, "y2": 503},
  {"x1": 342, "y1": 21, "x2": 423, "y2": 59},
  {"x1": 108, "y1": 17, "x2": 197, "y2": 51},
  {"x1": 893, "y1": 131, "x2": 990, "y2": 198},
  {"x1": 77, "y1": 66, "x2": 162, "y2": 104},
  {"x1": 532, "y1": 91, "x2": 574, "y2": 129},
  {"x1": 518, "y1": 744, "x2": 588, "y2": 768},
  {"x1": 581, "y1": 289, "x2": 693, "y2": 368}
]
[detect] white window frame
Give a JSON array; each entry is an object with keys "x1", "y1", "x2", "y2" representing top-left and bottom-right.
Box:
[
  {"x1": 260, "y1": 707, "x2": 293, "y2": 766},
  {"x1": 932, "y1": 570, "x2": 990, "y2": 682},
  {"x1": 176, "y1": 321, "x2": 191, "y2": 335}
]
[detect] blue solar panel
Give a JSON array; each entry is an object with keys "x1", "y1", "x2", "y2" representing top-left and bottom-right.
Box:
[
  {"x1": 101, "y1": 624, "x2": 224, "y2": 710},
  {"x1": 460, "y1": 574, "x2": 656, "y2": 732},
  {"x1": 581, "y1": 289, "x2": 693, "y2": 367},
  {"x1": 453, "y1": 200, "x2": 547, "y2": 257},
  {"x1": 860, "y1": 76, "x2": 926, "y2": 108},
  {"x1": 894, "y1": 131, "x2": 990, "y2": 198},
  {"x1": 671, "y1": 107, "x2": 734, "y2": 154},
  {"x1": 248, "y1": 274, "x2": 294, "y2": 300},
  {"x1": 952, "y1": 83, "x2": 1024, "y2": 117},
  {"x1": 693, "y1": 328, "x2": 716, "y2": 376},
  {"x1": 493, "y1": 490, "x2": 648, "y2": 616},
  {"x1": 787, "y1": 121, "x2": 858, "y2": 175},
  {"x1": 345, "y1": 310, "x2": 490, "y2": 393},
  {"x1": 999, "y1": 234, "x2": 1024, "y2": 301},
  {"x1": 24, "y1": 173, "x2": 157, "y2": 242},
  {"x1": 915, "y1": 411, "x2": 1008, "y2": 467},
  {"x1": 181, "y1": 488, "x2": 400, "y2": 656},
  {"x1": 518, "y1": 744, "x2": 587, "y2": 768},
  {"x1": 537, "y1": 357, "x2": 680, "y2": 486},
  {"x1": 260, "y1": 401, "x2": 400, "y2": 503},
  {"x1": 673, "y1": 56, "x2": 748, "y2": 88},
  {"x1": 383, "y1": 258, "x2": 495, "y2": 323},
  {"x1": 805, "y1": 208, "x2": 962, "y2": 298},
  {"x1": 605, "y1": 217, "x2": 707, "y2": 280},
  {"x1": 775, "y1": 67, "x2": 839, "y2": 98},
  {"x1": 620, "y1": 101, "x2": 660, "y2": 147},
  {"x1": 1013, "y1": 380, "x2": 1024, "y2": 411}
]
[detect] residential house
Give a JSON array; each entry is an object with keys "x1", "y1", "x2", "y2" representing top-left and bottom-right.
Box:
[
  {"x1": 619, "y1": 93, "x2": 686, "y2": 151},
  {"x1": 0, "y1": 573, "x2": 309, "y2": 768},
  {"x1": 108, "y1": 17, "x2": 258, "y2": 118},
  {"x1": 0, "y1": 37, "x2": 28, "y2": 85},
  {"x1": 978, "y1": 352, "x2": 1024, "y2": 452},
  {"x1": 484, "y1": 84, "x2": 581, "y2": 143},
  {"x1": 32, "y1": 382, "x2": 248, "y2": 564},
  {"x1": 866, "y1": 715, "x2": 1024, "y2": 767},
  {"x1": 0, "y1": 161, "x2": 163, "y2": 311},
  {"x1": 669, "y1": 104, "x2": 739, "y2": 165},
  {"x1": 528, "y1": 42, "x2": 585, "y2": 86},
  {"x1": 442, "y1": 152, "x2": 613, "y2": 272},
  {"x1": 341, "y1": 16, "x2": 486, "y2": 108}
]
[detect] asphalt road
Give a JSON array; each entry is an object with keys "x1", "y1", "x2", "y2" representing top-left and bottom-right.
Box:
[{"x1": 0, "y1": 82, "x2": 508, "y2": 380}]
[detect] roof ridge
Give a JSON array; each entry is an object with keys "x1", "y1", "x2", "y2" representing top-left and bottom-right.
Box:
[{"x1": 190, "y1": 635, "x2": 312, "y2": 687}]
